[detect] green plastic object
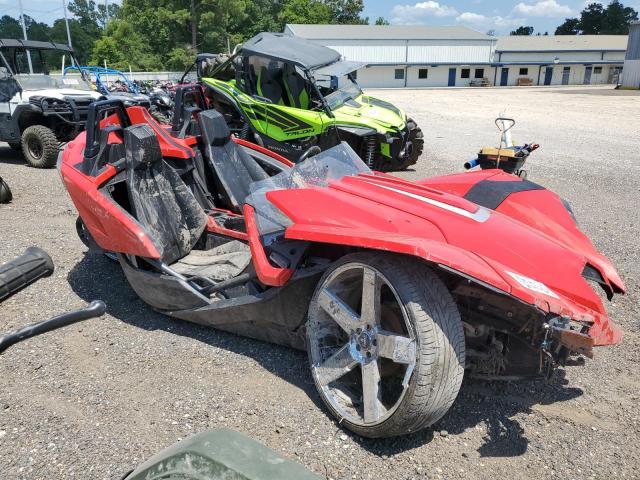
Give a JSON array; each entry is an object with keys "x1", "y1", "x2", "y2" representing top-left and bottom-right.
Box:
[{"x1": 124, "y1": 428, "x2": 322, "y2": 480}]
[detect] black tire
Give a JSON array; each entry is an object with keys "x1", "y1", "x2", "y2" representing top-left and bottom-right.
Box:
[
  {"x1": 307, "y1": 252, "x2": 465, "y2": 438},
  {"x1": 8, "y1": 142, "x2": 21, "y2": 151},
  {"x1": 398, "y1": 118, "x2": 424, "y2": 170},
  {"x1": 0, "y1": 177, "x2": 12, "y2": 203},
  {"x1": 21, "y1": 125, "x2": 59, "y2": 168}
]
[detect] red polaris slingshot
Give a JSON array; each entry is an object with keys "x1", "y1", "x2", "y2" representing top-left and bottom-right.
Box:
[{"x1": 59, "y1": 89, "x2": 624, "y2": 438}]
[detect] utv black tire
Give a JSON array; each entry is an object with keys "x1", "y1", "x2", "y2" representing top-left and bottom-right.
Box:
[
  {"x1": 307, "y1": 252, "x2": 465, "y2": 438},
  {"x1": 8, "y1": 142, "x2": 21, "y2": 151},
  {"x1": 398, "y1": 118, "x2": 424, "y2": 170},
  {"x1": 0, "y1": 177, "x2": 12, "y2": 203},
  {"x1": 21, "y1": 125, "x2": 59, "y2": 168}
]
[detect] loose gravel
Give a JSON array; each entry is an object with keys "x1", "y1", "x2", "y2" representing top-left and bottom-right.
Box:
[{"x1": 0, "y1": 85, "x2": 638, "y2": 479}]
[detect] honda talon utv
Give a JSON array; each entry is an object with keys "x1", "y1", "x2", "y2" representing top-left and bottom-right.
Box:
[
  {"x1": 58, "y1": 94, "x2": 624, "y2": 438},
  {"x1": 185, "y1": 33, "x2": 423, "y2": 171},
  {"x1": 0, "y1": 39, "x2": 101, "y2": 168}
]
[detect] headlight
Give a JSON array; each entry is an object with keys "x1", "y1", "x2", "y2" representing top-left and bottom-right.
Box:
[{"x1": 506, "y1": 271, "x2": 559, "y2": 299}]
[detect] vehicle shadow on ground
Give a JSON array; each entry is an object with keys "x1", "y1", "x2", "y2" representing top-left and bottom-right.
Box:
[
  {"x1": 68, "y1": 253, "x2": 583, "y2": 459},
  {"x1": 0, "y1": 146, "x2": 24, "y2": 165},
  {"x1": 66, "y1": 252, "x2": 323, "y2": 406}
]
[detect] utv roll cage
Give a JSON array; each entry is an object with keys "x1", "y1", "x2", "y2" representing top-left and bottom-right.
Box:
[
  {"x1": 182, "y1": 33, "x2": 367, "y2": 118},
  {"x1": 64, "y1": 66, "x2": 141, "y2": 96}
]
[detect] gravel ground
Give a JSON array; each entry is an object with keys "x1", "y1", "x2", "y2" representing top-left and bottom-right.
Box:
[{"x1": 0, "y1": 85, "x2": 639, "y2": 479}]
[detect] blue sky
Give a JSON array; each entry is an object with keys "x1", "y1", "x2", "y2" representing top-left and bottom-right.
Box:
[{"x1": 5, "y1": 0, "x2": 640, "y2": 35}]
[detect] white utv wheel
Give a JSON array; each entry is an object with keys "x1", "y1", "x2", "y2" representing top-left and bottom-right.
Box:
[
  {"x1": 21, "y1": 125, "x2": 59, "y2": 168},
  {"x1": 307, "y1": 252, "x2": 465, "y2": 438}
]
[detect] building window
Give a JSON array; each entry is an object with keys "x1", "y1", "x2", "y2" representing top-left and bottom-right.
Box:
[
  {"x1": 474, "y1": 68, "x2": 485, "y2": 79},
  {"x1": 461, "y1": 68, "x2": 470, "y2": 79},
  {"x1": 519, "y1": 68, "x2": 529, "y2": 75},
  {"x1": 394, "y1": 68, "x2": 404, "y2": 80},
  {"x1": 594, "y1": 66, "x2": 602, "y2": 74},
  {"x1": 418, "y1": 68, "x2": 428, "y2": 79}
]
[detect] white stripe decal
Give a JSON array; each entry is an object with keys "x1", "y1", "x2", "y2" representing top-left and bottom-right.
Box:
[{"x1": 372, "y1": 183, "x2": 491, "y2": 222}]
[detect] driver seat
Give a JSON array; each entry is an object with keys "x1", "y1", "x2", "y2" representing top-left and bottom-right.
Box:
[
  {"x1": 125, "y1": 124, "x2": 208, "y2": 265},
  {"x1": 198, "y1": 110, "x2": 270, "y2": 213},
  {"x1": 124, "y1": 124, "x2": 251, "y2": 280}
]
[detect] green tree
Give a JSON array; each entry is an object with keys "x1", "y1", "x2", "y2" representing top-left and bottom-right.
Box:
[
  {"x1": 579, "y1": 2, "x2": 605, "y2": 33},
  {"x1": 326, "y1": 0, "x2": 367, "y2": 24},
  {"x1": 555, "y1": 17, "x2": 581, "y2": 34},
  {"x1": 510, "y1": 26, "x2": 534, "y2": 35},
  {"x1": 603, "y1": 0, "x2": 639, "y2": 33},
  {"x1": 279, "y1": 0, "x2": 332, "y2": 25},
  {"x1": 374, "y1": 17, "x2": 390, "y2": 25},
  {"x1": 554, "y1": 1, "x2": 637, "y2": 35},
  {"x1": 91, "y1": 19, "x2": 162, "y2": 70},
  {"x1": 0, "y1": 15, "x2": 23, "y2": 39}
]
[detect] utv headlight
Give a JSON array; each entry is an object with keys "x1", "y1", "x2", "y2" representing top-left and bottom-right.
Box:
[{"x1": 506, "y1": 271, "x2": 559, "y2": 299}]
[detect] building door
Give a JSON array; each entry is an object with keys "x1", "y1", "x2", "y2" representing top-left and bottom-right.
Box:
[
  {"x1": 583, "y1": 66, "x2": 593, "y2": 84},
  {"x1": 544, "y1": 67, "x2": 553, "y2": 85},
  {"x1": 562, "y1": 66, "x2": 570, "y2": 85},
  {"x1": 500, "y1": 68, "x2": 509, "y2": 86},
  {"x1": 448, "y1": 68, "x2": 456, "y2": 86}
]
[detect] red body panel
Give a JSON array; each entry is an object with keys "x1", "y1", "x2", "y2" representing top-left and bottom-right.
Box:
[{"x1": 267, "y1": 172, "x2": 623, "y2": 346}]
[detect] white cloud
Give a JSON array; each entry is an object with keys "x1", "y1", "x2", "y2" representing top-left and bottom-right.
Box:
[
  {"x1": 391, "y1": 2, "x2": 459, "y2": 25},
  {"x1": 512, "y1": 0, "x2": 573, "y2": 17},
  {"x1": 456, "y1": 12, "x2": 524, "y2": 30}
]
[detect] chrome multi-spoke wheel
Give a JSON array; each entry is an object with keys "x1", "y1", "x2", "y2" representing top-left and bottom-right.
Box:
[{"x1": 307, "y1": 253, "x2": 465, "y2": 438}]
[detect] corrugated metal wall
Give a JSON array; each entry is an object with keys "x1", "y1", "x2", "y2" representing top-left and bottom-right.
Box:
[
  {"x1": 622, "y1": 23, "x2": 640, "y2": 88},
  {"x1": 316, "y1": 39, "x2": 494, "y2": 65}
]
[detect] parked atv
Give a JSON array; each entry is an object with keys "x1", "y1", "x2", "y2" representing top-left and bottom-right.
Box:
[
  {"x1": 59, "y1": 98, "x2": 623, "y2": 438},
  {"x1": 0, "y1": 39, "x2": 102, "y2": 168},
  {"x1": 184, "y1": 33, "x2": 423, "y2": 171}
]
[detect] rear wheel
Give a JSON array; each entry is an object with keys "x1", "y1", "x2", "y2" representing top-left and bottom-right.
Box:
[
  {"x1": 21, "y1": 125, "x2": 59, "y2": 168},
  {"x1": 307, "y1": 252, "x2": 465, "y2": 438}
]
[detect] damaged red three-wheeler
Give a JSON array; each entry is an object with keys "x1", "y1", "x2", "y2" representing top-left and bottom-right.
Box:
[{"x1": 59, "y1": 92, "x2": 624, "y2": 438}]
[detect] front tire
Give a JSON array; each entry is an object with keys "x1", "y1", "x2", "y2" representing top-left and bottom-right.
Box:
[
  {"x1": 21, "y1": 125, "x2": 59, "y2": 168},
  {"x1": 307, "y1": 252, "x2": 465, "y2": 438},
  {"x1": 398, "y1": 118, "x2": 424, "y2": 170}
]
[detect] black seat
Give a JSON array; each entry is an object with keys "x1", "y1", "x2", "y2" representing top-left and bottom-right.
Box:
[
  {"x1": 256, "y1": 64, "x2": 284, "y2": 105},
  {"x1": 125, "y1": 124, "x2": 208, "y2": 264},
  {"x1": 198, "y1": 110, "x2": 269, "y2": 213}
]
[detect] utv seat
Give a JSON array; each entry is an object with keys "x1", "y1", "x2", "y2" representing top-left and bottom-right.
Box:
[
  {"x1": 124, "y1": 124, "x2": 250, "y2": 280},
  {"x1": 198, "y1": 110, "x2": 270, "y2": 213},
  {"x1": 256, "y1": 63, "x2": 285, "y2": 105},
  {"x1": 282, "y1": 64, "x2": 309, "y2": 109}
]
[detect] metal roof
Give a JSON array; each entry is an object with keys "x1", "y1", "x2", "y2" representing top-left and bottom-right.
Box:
[
  {"x1": 0, "y1": 38, "x2": 73, "y2": 52},
  {"x1": 285, "y1": 24, "x2": 493, "y2": 41},
  {"x1": 496, "y1": 35, "x2": 628, "y2": 52}
]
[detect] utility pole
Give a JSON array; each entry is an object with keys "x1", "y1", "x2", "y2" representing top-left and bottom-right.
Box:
[
  {"x1": 62, "y1": 0, "x2": 73, "y2": 50},
  {"x1": 17, "y1": 0, "x2": 34, "y2": 74},
  {"x1": 105, "y1": 0, "x2": 109, "y2": 25}
]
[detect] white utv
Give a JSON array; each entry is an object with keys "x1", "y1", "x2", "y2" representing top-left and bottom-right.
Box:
[{"x1": 0, "y1": 39, "x2": 102, "y2": 168}]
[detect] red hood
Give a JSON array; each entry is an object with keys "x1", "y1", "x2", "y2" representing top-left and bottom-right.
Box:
[{"x1": 267, "y1": 171, "x2": 623, "y2": 345}]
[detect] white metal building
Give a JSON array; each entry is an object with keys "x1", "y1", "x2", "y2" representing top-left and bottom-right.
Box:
[
  {"x1": 494, "y1": 35, "x2": 626, "y2": 86},
  {"x1": 622, "y1": 21, "x2": 640, "y2": 88},
  {"x1": 284, "y1": 24, "x2": 496, "y2": 88},
  {"x1": 284, "y1": 24, "x2": 628, "y2": 88}
]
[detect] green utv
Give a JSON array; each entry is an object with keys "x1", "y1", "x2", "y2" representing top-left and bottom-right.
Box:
[{"x1": 185, "y1": 33, "x2": 423, "y2": 171}]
